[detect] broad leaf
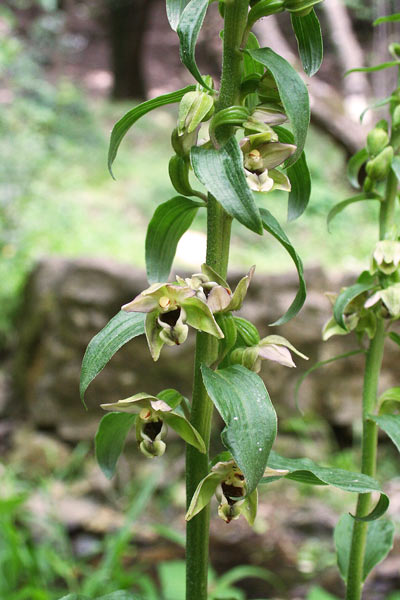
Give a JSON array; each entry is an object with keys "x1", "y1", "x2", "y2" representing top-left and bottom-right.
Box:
[
  {"x1": 334, "y1": 514, "x2": 394, "y2": 581},
  {"x1": 369, "y1": 414, "x2": 400, "y2": 454},
  {"x1": 333, "y1": 277, "x2": 376, "y2": 330},
  {"x1": 273, "y1": 126, "x2": 311, "y2": 220},
  {"x1": 346, "y1": 61, "x2": 400, "y2": 75},
  {"x1": 347, "y1": 148, "x2": 368, "y2": 189},
  {"x1": 108, "y1": 86, "x2": 195, "y2": 177},
  {"x1": 166, "y1": 0, "x2": 191, "y2": 31},
  {"x1": 264, "y1": 451, "x2": 384, "y2": 494},
  {"x1": 246, "y1": 47, "x2": 310, "y2": 166},
  {"x1": 95, "y1": 412, "x2": 136, "y2": 479},
  {"x1": 201, "y1": 364, "x2": 277, "y2": 493},
  {"x1": 260, "y1": 208, "x2": 306, "y2": 325},
  {"x1": 191, "y1": 137, "x2": 263, "y2": 234},
  {"x1": 374, "y1": 13, "x2": 400, "y2": 25},
  {"x1": 327, "y1": 193, "x2": 382, "y2": 230},
  {"x1": 291, "y1": 9, "x2": 323, "y2": 77},
  {"x1": 177, "y1": 0, "x2": 210, "y2": 89},
  {"x1": 80, "y1": 311, "x2": 145, "y2": 402},
  {"x1": 145, "y1": 196, "x2": 203, "y2": 283}
]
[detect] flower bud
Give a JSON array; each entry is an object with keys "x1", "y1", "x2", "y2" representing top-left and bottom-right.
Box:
[
  {"x1": 366, "y1": 127, "x2": 389, "y2": 157},
  {"x1": 230, "y1": 346, "x2": 260, "y2": 372},
  {"x1": 392, "y1": 105, "x2": 400, "y2": 129},
  {"x1": 251, "y1": 104, "x2": 287, "y2": 126},
  {"x1": 171, "y1": 127, "x2": 198, "y2": 157},
  {"x1": 365, "y1": 146, "x2": 393, "y2": 181},
  {"x1": 178, "y1": 91, "x2": 214, "y2": 135}
]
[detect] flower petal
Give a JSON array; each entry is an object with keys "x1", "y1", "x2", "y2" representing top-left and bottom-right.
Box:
[
  {"x1": 229, "y1": 266, "x2": 255, "y2": 311},
  {"x1": 207, "y1": 286, "x2": 232, "y2": 313},
  {"x1": 257, "y1": 344, "x2": 296, "y2": 368}
]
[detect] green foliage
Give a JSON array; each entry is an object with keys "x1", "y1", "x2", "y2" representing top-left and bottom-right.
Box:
[{"x1": 290, "y1": 9, "x2": 323, "y2": 77}]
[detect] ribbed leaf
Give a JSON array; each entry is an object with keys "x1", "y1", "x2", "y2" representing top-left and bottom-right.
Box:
[
  {"x1": 347, "y1": 148, "x2": 368, "y2": 189},
  {"x1": 346, "y1": 60, "x2": 400, "y2": 74},
  {"x1": 166, "y1": 0, "x2": 191, "y2": 31},
  {"x1": 243, "y1": 32, "x2": 265, "y2": 78},
  {"x1": 177, "y1": 0, "x2": 210, "y2": 88},
  {"x1": 260, "y1": 208, "x2": 306, "y2": 325},
  {"x1": 369, "y1": 414, "x2": 400, "y2": 454},
  {"x1": 95, "y1": 412, "x2": 136, "y2": 479},
  {"x1": 333, "y1": 277, "x2": 376, "y2": 329},
  {"x1": 80, "y1": 311, "x2": 145, "y2": 402},
  {"x1": 108, "y1": 86, "x2": 195, "y2": 177},
  {"x1": 145, "y1": 196, "x2": 203, "y2": 283},
  {"x1": 327, "y1": 193, "x2": 382, "y2": 229},
  {"x1": 191, "y1": 137, "x2": 263, "y2": 234},
  {"x1": 246, "y1": 47, "x2": 310, "y2": 166},
  {"x1": 201, "y1": 364, "x2": 277, "y2": 493},
  {"x1": 273, "y1": 126, "x2": 311, "y2": 220},
  {"x1": 334, "y1": 514, "x2": 395, "y2": 581},
  {"x1": 291, "y1": 9, "x2": 323, "y2": 77},
  {"x1": 265, "y1": 451, "x2": 384, "y2": 494}
]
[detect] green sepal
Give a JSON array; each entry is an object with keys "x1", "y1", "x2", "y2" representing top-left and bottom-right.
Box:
[
  {"x1": 333, "y1": 274, "x2": 376, "y2": 330},
  {"x1": 291, "y1": 9, "x2": 323, "y2": 77},
  {"x1": 201, "y1": 263, "x2": 229, "y2": 288},
  {"x1": 334, "y1": 514, "x2": 395, "y2": 582},
  {"x1": 246, "y1": 48, "x2": 310, "y2": 166},
  {"x1": 108, "y1": 86, "x2": 195, "y2": 178},
  {"x1": 95, "y1": 412, "x2": 137, "y2": 479},
  {"x1": 183, "y1": 296, "x2": 224, "y2": 338},
  {"x1": 241, "y1": 488, "x2": 258, "y2": 526},
  {"x1": 347, "y1": 147, "x2": 368, "y2": 189},
  {"x1": 186, "y1": 467, "x2": 231, "y2": 521},
  {"x1": 163, "y1": 411, "x2": 206, "y2": 453},
  {"x1": 260, "y1": 208, "x2": 306, "y2": 325},
  {"x1": 80, "y1": 311, "x2": 145, "y2": 404}
]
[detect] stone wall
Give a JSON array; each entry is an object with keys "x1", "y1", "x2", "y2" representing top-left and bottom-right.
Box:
[{"x1": 9, "y1": 257, "x2": 399, "y2": 441}]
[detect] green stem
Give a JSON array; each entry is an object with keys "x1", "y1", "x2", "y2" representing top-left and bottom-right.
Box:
[
  {"x1": 345, "y1": 159, "x2": 397, "y2": 600},
  {"x1": 185, "y1": 3, "x2": 248, "y2": 599}
]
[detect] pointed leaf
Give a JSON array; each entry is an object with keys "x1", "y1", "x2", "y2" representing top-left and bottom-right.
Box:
[
  {"x1": 241, "y1": 488, "x2": 258, "y2": 526},
  {"x1": 108, "y1": 86, "x2": 195, "y2": 177},
  {"x1": 291, "y1": 9, "x2": 323, "y2": 77},
  {"x1": 351, "y1": 493, "x2": 390, "y2": 522},
  {"x1": 346, "y1": 61, "x2": 400, "y2": 75},
  {"x1": 95, "y1": 412, "x2": 136, "y2": 479},
  {"x1": 264, "y1": 451, "x2": 383, "y2": 494},
  {"x1": 80, "y1": 311, "x2": 145, "y2": 402},
  {"x1": 374, "y1": 13, "x2": 400, "y2": 25},
  {"x1": 145, "y1": 196, "x2": 203, "y2": 283},
  {"x1": 334, "y1": 514, "x2": 394, "y2": 581},
  {"x1": 369, "y1": 414, "x2": 400, "y2": 454},
  {"x1": 246, "y1": 47, "x2": 310, "y2": 166},
  {"x1": 333, "y1": 278, "x2": 376, "y2": 330},
  {"x1": 273, "y1": 126, "x2": 311, "y2": 220},
  {"x1": 201, "y1": 364, "x2": 277, "y2": 493},
  {"x1": 243, "y1": 32, "x2": 264, "y2": 78},
  {"x1": 389, "y1": 331, "x2": 400, "y2": 347},
  {"x1": 260, "y1": 208, "x2": 306, "y2": 325},
  {"x1": 166, "y1": 0, "x2": 191, "y2": 31},
  {"x1": 327, "y1": 193, "x2": 382, "y2": 230},
  {"x1": 177, "y1": 0, "x2": 210, "y2": 89},
  {"x1": 360, "y1": 96, "x2": 392, "y2": 122},
  {"x1": 163, "y1": 411, "x2": 206, "y2": 453},
  {"x1": 191, "y1": 137, "x2": 263, "y2": 234},
  {"x1": 347, "y1": 148, "x2": 368, "y2": 189}
]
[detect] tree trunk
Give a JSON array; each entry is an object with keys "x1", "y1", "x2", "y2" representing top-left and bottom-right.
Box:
[{"x1": 107, "y1": 0, "x2": 155, "y2": 100}]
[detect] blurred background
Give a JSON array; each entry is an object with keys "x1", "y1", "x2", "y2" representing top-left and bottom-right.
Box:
[{"x1": 1, "y1": 1, "x2": 400, "y2": 599}]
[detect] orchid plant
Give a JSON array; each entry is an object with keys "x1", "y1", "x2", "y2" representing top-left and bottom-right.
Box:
[{"x1": 77, "y1": 2, "x2": 395, "y2": 599}]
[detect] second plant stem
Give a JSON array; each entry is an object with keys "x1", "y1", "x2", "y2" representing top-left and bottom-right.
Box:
[
  {"x1": 185, "y1": 2, "x2": 249, "y2": 599},
  {"x1": 345, "y1": 169, "x2": 398, "y2": 600}
]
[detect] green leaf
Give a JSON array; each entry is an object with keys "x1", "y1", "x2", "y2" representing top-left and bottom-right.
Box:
[
  {"x1": 273, "y1": 126, "x2": 311, "y2": 220},
  {"x1": 201, "y1": 364, "x2": 277, "y2": 493},
  {"x1": 327, "y1": 193, "x2": 382, "y2": 230},
  {"x1": 98, "y1": 594, "x2": 137, "y2": 600},
  {"x1": 260, "y1": 208, "x2": 306, "y2": 325},
  {"x1": 108, "y1": 86, "x2": 195, "y2": 177},
  {"x1": 392, "y1": 156, "x2": 400, "y2": 181},
  {"x1": 389, "y1": 331, "x2": 400, "y2": 347},
  {"x1": 265, "y1": 451, "x2": 383, "y2": 493},
  {"x1": 246, "y1": 47, "x2": 310, "y2": 166},
  {"x1": 333, "y1": 277, "x2": 376, "y2": 330},
  {"x1": 347, "y1": 148, "x2": 368, "y2": 189},
  {"x1": 214, "y1": 565, "x2": 281, "y2": 593},
  {"x1": 145, "y1": 196, "x2": 203, "y2": 283},
  {"x1": 378, "y1": 386, "x2": 400, "y2": 412},
  {"x1": 352, "y1": 493, "x2": 390, "y2": 522},
  {"x1": 307, "y1": 587, "x2": 339, "y2": 600},
  {"x1": 80, "y1": 311, "x2": 145, "y2": 403},
  {"x1": 374, "y1": 13, "x2": 400, "y2": 25},
  {"x1": 243, "y1": 32, "x2": 264, "y2": 78},
  {"x1": 191, "y1": 137, "x2": 263, "y2": 234},
  {"x1": 291, "y1": 9, "x2": 323, "y2": 77},
  {"x1": 166, "y1": 0, "x2": 191, "y2": 31},
  {"x1": 359, "y1": 95, "x2": 392, "y2": 123},
  {"x1": 247, "y1": 0, "x2": 285, "y2": 29},
  {"x1": 177, "y1": 0, "x2": 210, "y2": 89},
  {"x1": 95, "y1": 412, "x2": 136, "y2": 479},
  {"x1": 346, "y1": 60, "x2": 400, "y2": 75},
  {"x1": 369, "y1": 414, "x2": 400, "y2": 454},
  {"x1": 334, "y1": 514, "x2": 394, "y2": 581}
]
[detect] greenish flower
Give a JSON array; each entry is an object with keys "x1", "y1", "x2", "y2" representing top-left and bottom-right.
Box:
[
  {"x1": 364, "y1": 282, "x2": 400, "y2": 318},
  {"x1": 370, "y1": 240, "x2": 400, "y2": 275},
  {"x1": 122, "y1": 281, "x2": 223, "y2": 360},
  {"x1": 230, "y1": 335, "x2": 308, "y2": 372},
  {"x1": 101, "y1": 389, "x2": 206, "y2": 458}
]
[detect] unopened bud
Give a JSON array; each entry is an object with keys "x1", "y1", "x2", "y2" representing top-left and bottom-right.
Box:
[
  {"x1": 393, "y1": 105, "x2": 400, "y2": 129},
  {"x1": 365, "y1": 146, "x2": 393, "y2": 181},
  {"x1": 366, "y1": 128, "x2": 389, "y2": 156},
  {"x1": 363, "y1": 176, "x2": 374, "y2": 193},
  {"x1": 178, "y1": 91, "x2": 214, "y2": 135}
]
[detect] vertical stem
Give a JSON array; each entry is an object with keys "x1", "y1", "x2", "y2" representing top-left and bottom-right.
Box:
[
  {"x1": 345, "y1": 158, "x2": 398, "y2": 600},
  {"x1": 185, "y1": 2, "x2": 249, "y2": 599}
]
